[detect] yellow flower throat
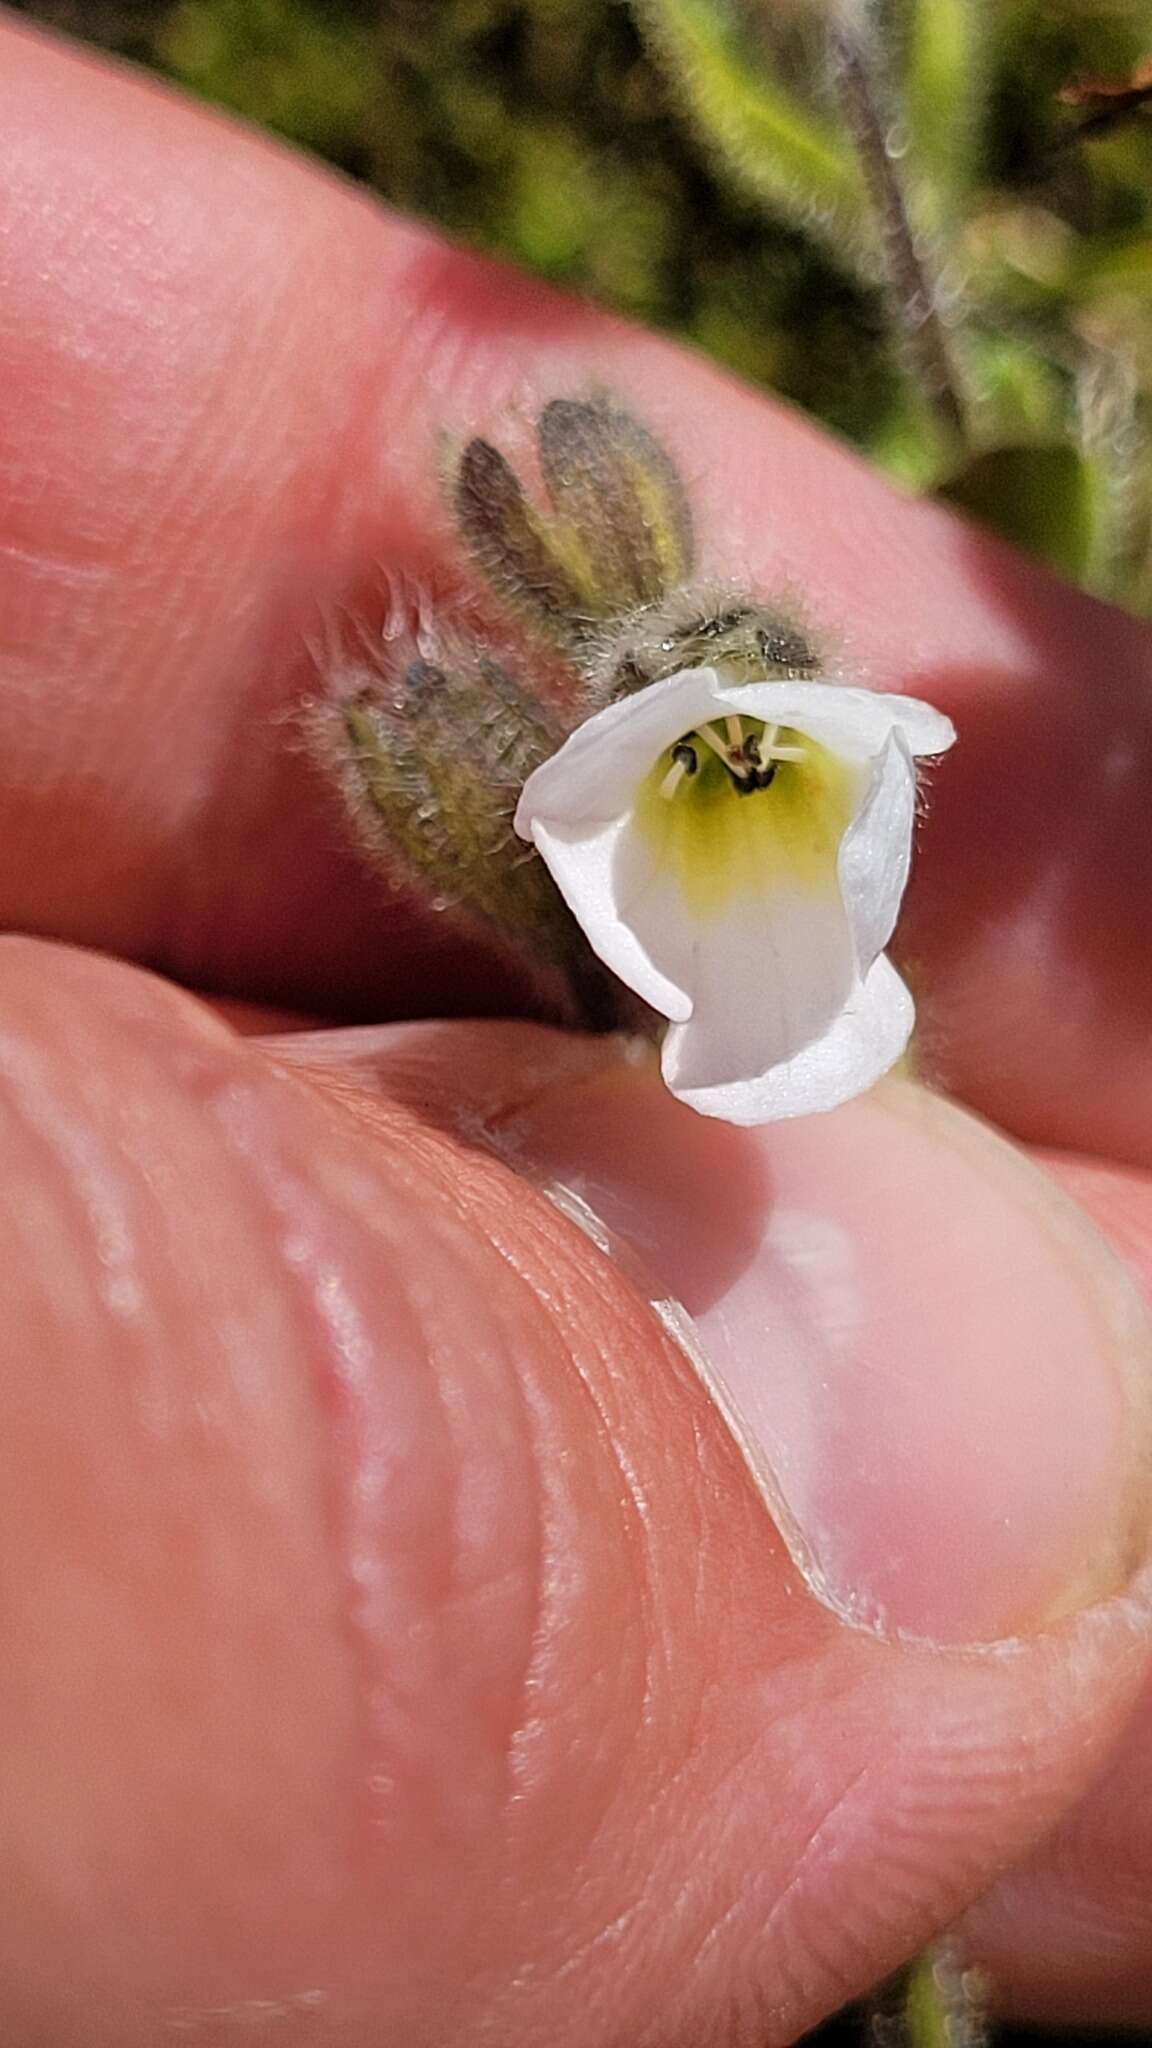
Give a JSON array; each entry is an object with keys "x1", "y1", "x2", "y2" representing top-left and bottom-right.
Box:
[{"x1": 633, "y1": 717, "x2": 858, "y2": 916}]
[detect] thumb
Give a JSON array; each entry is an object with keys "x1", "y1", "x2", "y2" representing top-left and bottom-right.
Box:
[{"x1": 3, "y1": 939, "x2": 1150, "y2": 2047}]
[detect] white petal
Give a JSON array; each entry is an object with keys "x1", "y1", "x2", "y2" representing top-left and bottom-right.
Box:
[
  {"x1": 715, "y1": 680, "x2": 955, "y2": 762},
  {"x1": 514, "y1": 666, "x2": 728, "y2": 836},
  {"x1": 660, "y1": 880, "x2": 857, "y2": 1099},
  {"x1": 530, "y1": 813, "x2": 694, "y2": 1019},
  {"x1": 838, "y1": 732, "x2": 915, "y2": 972},
  {"x1": 665, "y1": 952, "x2": 914, "y2": 1123}
]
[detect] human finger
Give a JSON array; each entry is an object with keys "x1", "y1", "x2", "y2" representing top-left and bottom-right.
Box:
[{"x1": 8, "y1": 943, "x2": 1150, "y2": 2041}]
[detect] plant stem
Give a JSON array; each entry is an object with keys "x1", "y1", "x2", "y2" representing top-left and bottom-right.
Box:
[
  {"x1": 829, "y1": 8, "x2": 968, "y2": 457},
  {"x1": 869, "y1": 1938, "x2": 991, "y2": 2048}
]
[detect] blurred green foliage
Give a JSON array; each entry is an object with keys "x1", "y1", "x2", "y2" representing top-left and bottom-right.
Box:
[{"x1": 12, "y1": 0, "x2": 1152, "y2": 607}]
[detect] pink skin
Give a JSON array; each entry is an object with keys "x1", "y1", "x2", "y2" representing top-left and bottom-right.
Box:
[{"x1": 2, "y1": 13, "x2": 1152, "y2": 2042}]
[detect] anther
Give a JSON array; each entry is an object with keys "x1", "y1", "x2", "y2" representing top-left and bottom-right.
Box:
[{"x1": 660, "y1": 741, "x2": 698, "y2": 800}]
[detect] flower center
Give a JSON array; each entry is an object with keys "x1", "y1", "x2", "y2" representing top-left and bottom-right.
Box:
[
  {"x1": 632, "y1": 718, "x2": 860, "y2": 917},
  {"x1": 658, "y1": 716, "x2": 807, "y2": 801}
]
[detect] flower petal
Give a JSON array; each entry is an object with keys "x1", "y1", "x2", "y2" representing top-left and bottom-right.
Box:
[
  {"x1": 664, "y1": 952, "x2": 914, "y2": 1123},
  {"x1": 660, "y1": 877, "x2": 858, "y2": 1101},
  {"x1": 838, "y1": 731, "x2": 916, "y2": 972},
  {"x1": 528, "y1": 813, "x2": 694, "y2": 1019},
  {"x1": 514, "y1": 666, "x2": 727, "y2": 835},
  {"x1": 716, "y1": 681, "x2": 955, "y2": 762}
]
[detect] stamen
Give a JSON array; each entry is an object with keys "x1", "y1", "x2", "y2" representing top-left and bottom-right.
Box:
[
  {"x1": 682, "y1": 720, "x2": 803, "y2": 793},
  {"x1": 660, "y1": 741, "x2": 698, "y2": 800},
  {"x1": 695, "y1": 723, "x2": 736, "y2": 767},
  {"x1": 756, "y1": 721, "x2": 804, "y2": 764}
]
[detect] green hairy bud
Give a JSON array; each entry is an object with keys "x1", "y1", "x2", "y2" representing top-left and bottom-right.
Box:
[
  {"x1": 453, "y1": 393, "x2": 695, "y2": 648},
  {"x1": 308, "y1": 614, "x2": 579, "y2": 965}
]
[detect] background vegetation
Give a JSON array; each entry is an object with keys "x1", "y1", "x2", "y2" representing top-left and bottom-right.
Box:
[{"x1": 12, "y1": 0, "x2": 1152, "y2": 610}]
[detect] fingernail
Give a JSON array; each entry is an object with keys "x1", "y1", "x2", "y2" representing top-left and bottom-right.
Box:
[{"x1": 499, "y1": 1069, "x2": 1152, "y2": 1644}]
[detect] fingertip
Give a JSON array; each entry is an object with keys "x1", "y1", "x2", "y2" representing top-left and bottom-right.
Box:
[{"x1": 487, "y1": 1063, "x2": 1152, "y2": 1644}]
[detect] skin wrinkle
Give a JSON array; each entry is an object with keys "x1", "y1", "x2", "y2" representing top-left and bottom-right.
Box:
[
  {"x1": 0, "y1": 1026, "x2": 318, "y2": 1506},
  {"x1": 5, "y1": 211, "x2": 242, "y2": 679},
  {"x1": 471, "y1": 1236, "x2": 865, "y2": 2039},
  {"x1": 184, "y1": 1069, "x2": 390, "y2": 1679},
  {"x1": 500, "y1": 1306, "x2": 658, "y2": 1842},
  {"x1": 754, "y1": 1754, "x2": 878, "y2": 1960},
  {"x1": 210, "y1": 1043, "x2": 742, "y2": 2037},
  {"x1": 254, "y1": 1068, "x2": 669, "y2": 1897},
  {"x1": 0, "y1": 1027, "x2": 148, "y2": 1334},
  {"x1": 763, "y1": 1860, "x2": 951, "y2": 2045},
  {"x1": 581, "y1": 1727, "x2": 753, "y2": 1999},
  {"x1": 758, "y1": 1645, "x2": 1140, "y2": 2043},
  {"x1": 0, "y1": 534, "x2": 115, "y2": 591},
  {"x1": 389, "y1": 1229, "x2": 548, "y2": 1837},
  {"x1": 434, "y1": 1162, "x2": 788, "y2": 2015},
  {"x1": 485, "y1": 1881, "x2": 664, "y2": 2048},
  {"x1": 895, "y1": 1685, "x2": 1100, "y2": 1825},
  {"x1": 626, "y1": 1722, "x2": 809, "y2": 2028},
  {"x1": 195, "y1": 1065, "x2": 541, "y2": 1864},
  {"x1": 0, "y1": 1007, "x2": 363, "y2": 2029}
]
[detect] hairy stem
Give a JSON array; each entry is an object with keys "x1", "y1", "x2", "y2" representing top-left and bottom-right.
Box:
[
  {"x1": 829, "y1": 8, "x2": 968, "y2": 455},
  {"x1": 868, "y1": 1938, "x2": 991, "y2": 2048}
]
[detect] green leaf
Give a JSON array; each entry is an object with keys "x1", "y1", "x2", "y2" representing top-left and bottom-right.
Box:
[
  {"x1": 631, "y1": 0, "x2": 874, "y2": 280},
  {"x1": 936, "y1": 442, "x2": 1097, "y2": 581}
]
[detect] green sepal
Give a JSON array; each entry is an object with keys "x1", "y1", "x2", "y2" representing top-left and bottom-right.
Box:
[
  {"x1": 312, "y1": 640, "x2": 579, "y2": 970},
  {"x1": 537, "y1": 396, "x2": 695, "y2": 612},
  {"x1": 452, "y1": 394, "x2": 694, "y2": 644},
  {"x1": 454, "y1": 439, "x2": 592, "y2": 638}
]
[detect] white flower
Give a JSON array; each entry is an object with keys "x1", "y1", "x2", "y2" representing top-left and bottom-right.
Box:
[{"x1": 514, "y1": 667, "x2": 956, "y2": 1123}]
